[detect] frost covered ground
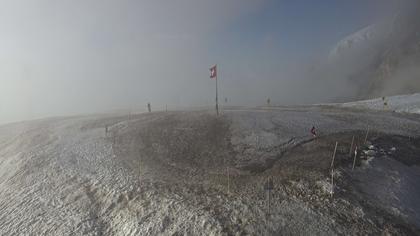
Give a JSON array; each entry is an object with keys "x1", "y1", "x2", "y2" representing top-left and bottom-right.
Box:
[
  {"x1": 339, "y1": 93, "x2": 420, "y2": 114},
  {"x1": 0, "y1": 102, "x2": 420, "y2": 235}
]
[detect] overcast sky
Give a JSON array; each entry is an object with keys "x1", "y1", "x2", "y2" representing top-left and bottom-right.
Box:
[{"x1": 0, "y1": 0, "x2": 400, "y2": 124}]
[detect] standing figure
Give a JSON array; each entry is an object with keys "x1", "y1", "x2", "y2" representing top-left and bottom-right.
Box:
[
  {"x1": 382, "y1": 97, "x2": 388, "y2": 110},
  {"x1": 354, "y1": 146, "x2": 358, "y2": 159},
  {"x1": 311, "y1": 126, "x2": 317, "y2": 137},
  {"x1": 267, "y1": 98, "x2": 271, "y2": 106},
  {"x1": 147, "y1": 102, "x2": 151, "y2": 113}
]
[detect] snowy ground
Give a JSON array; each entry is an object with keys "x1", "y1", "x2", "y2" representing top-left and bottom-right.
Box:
[
  {"x1": 339, "y1": 93, "x2": 420, "y2": 114},
  {"x1": 0, "y1": 101, "x2": 420, "y2": 235}
]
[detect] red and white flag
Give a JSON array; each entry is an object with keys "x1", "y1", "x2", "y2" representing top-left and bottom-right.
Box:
[{"x1": 210, "y1": 65, "x2": 217, "y2": 79}]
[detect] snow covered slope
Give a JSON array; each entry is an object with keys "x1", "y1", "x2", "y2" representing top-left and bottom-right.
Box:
[
  {"x1": 328, "y1": 24, "x2": 384, "y2": 62},
  {"x1": 0, "y1": 106, "x2": 419, "y2": 235},
  {"x1": 340, "y1": 93, "x2": 420, "y2": 114}
]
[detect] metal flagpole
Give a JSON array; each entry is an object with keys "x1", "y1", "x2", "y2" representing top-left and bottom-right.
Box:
[{"x1": 215, "y1": 65, "x2": 219, "y2": 116}]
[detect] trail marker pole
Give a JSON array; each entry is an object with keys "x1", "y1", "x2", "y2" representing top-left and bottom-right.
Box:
[
  {"x1": 139, "y1": 153, "x2": 142, "y2": 184},
  {"x1": 364, "y1": 126, "x2": 370, "y2": 144},
  {"x1": 349, "y1": 136, "x2": 354, "y2": 157},
  {"x1": 330, "y1": 142, "x2": 338, "y2": 169},
  {"x1": 352, "y1": 146, "x2": 358, "y2": 170},
  {"x1": 265, "y1": 177, "x2": 274, "y2": 215},
  {"x1": 330, "y1": 142, "x2": 338, "y2": 198},
  {"x1": 331, "y1": 169, "x2": 334, "y2": 198},
  {"x1": 227, "y1": 166, "x2": 230, "y2": 195},
  {"x1": 127, "y1": 111, "x2": 131, "y2": 130},
  {"x1": 267, "y1": 188, "x2": 271, "y2": 215}
]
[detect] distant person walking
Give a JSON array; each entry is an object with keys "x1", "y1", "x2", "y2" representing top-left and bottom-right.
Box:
[
  {"x1": 310, "y1": 126, "x2": 317, "y2": 137},
  {"x1": 147, "y1": 102, "x2": 151, "y2": 113},
  {"x1": 267, "y1": 98, "x2": 271, "y2": 106}
]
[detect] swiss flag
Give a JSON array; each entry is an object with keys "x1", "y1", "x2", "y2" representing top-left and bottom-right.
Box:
[{"x1": 210, "y1": 65, "x2": 217, "y2": 79}]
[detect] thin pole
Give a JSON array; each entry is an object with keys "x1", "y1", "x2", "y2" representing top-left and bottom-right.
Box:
[
  {"x1": 330, "y1": 142, "x2": 338, "y2": 198},
  {"x1": 139, "y1": 154, "x2": 141, "y2": 183},
  {"x1": 364, "y1": 126, "x2": 370, "y2": 144},
  {"x1": 330, "y1": 142, "x2": 338, "y2": 169},
  {"x1": 349, "y1": 136, "x2": 354, "y2": 157},
  {"x1": 267, "y1": 189, "x2": 271, "y2": 215},
  {"x1": 331, "y1": 169, "x2": 334, "y2": 198},
  {"x1": 352, "y1": 146, "x2": 357, "y2": 170},
  {"x1": 215, "y1": 68, "x2": 219, "y2": 116},
  {"x1": 227, "y1": 166, "x2": 230, "y2": 194}
]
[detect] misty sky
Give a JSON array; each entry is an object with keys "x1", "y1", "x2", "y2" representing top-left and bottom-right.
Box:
[{"x1": 0, "y1": 0, "x2": 401, "y2": 124}]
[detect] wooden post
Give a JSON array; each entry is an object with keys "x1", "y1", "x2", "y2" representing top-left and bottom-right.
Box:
[
  {"x1": 364, "y1": 126, "x2": 370, "y2": 144},
  {"x1": 330, "y1": 142, "x2": 338, "y2": 198},
  {"x1": 349, "y1": 136, "x2": 354, "y2": 157}
]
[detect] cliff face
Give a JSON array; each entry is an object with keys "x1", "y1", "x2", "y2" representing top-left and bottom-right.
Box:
[{"x1": 328, "y1": 2, "x2": 420, "y2": 99}]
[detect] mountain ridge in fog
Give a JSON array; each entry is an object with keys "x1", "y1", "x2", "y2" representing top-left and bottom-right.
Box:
[{"x1": 325, "y1": 1, "x2": 420, "y2": 100}]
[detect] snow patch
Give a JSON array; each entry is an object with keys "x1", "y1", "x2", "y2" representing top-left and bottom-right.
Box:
[{"x1": 340, "y1": 93, "x2": 420, "y2": 114}]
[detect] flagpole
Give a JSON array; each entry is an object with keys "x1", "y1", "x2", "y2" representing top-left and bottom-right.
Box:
[
  {"x1": 215, "y1": 65, "x2": 219, "y2": 116},
  {"x1": 216, "y1": 73, "x2": 219, "y2": 116}
]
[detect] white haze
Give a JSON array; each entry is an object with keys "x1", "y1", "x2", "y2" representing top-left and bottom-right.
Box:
[
  {"x1": 0, "y1": 0, "x2": 414, "y2": 124},
  {"x1": 0, "y1": 0, "x2": 266, "y2": 124},
  {"x1": 309, "y1": 0, "x2": 420, "y2": 102}
]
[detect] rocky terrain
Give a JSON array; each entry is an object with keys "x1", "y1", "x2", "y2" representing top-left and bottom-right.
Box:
[{"x1": 0, "y1": 101, "x2": 419, "y2": 235}]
